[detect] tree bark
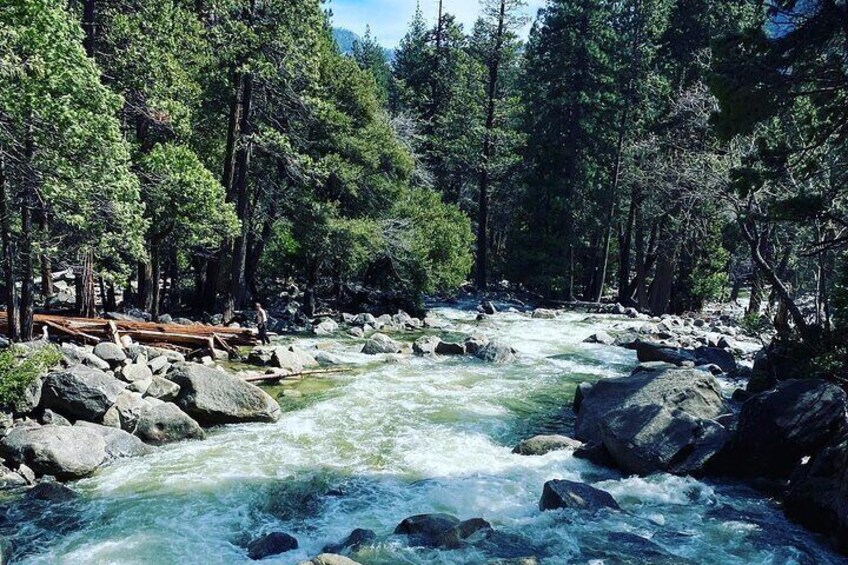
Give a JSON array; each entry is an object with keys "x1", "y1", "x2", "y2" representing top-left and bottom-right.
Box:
[
  {"x1": 0, "y1": 148, "x2": 17, "y2": 340},
  {"x1": 19, "y1": 125, "x2": 35, "y2": 340},
  {"x1": 225, "y1": 72, "x2": 254, "y2": 321},
  {"x1": 150, "y1": 245, "x2": 161, "y2": 321},
  {"x1": 83, "y1": 0, "x2": 96, "y2": 57},
  {"x1": 79, "y1": 249, "x2": 96, "y2": 318},
  {"x1": 38, "y1": 207, "x2": 53, "y2": 303},
  {"x1": 475, "y1": 0, "x2": 507, "y2": 291}
]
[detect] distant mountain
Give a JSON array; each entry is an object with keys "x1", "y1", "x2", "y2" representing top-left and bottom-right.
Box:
[
  {"x1": 332, "y1": 27, "x2": 395, "y2": 62},
  {"x1": 332, "y1": 28, "x2": 360, "y2": 55}
]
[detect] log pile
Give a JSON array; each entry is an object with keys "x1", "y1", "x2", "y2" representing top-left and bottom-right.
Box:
[{"x1": 0, "y1": 312, "x2": 257, "y2": 355}]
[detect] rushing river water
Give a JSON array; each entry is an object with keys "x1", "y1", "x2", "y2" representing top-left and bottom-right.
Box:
[{"x1": 5, "y1": 308, "x2": 845, "y2": 564}]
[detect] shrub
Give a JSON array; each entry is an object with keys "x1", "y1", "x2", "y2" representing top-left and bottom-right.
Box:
[{"x1": 0, "y1": 344, "x2": 62, "y2": 409}]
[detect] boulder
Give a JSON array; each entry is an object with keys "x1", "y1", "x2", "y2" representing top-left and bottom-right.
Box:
[
  {"x1": 539, "y1": 480, "x2": 620, "y2": 512},
  {"x1": 631, "y1": 341, "x2": 697, "y2": 366},
  {"x1": 353, "y1": 313, "x2": 377, "y2": 327},
  {"x1": 573, "y1": 442, "x2": 617, "y2": 468},
  {"x1": 600, "y1": 404, "x2": 729, "y2": 475},
  {"x1": 11, "y1": 377, "x2": 43, "y2": 415},
  {"x1": 101, "y1": 391, "x2": 151, "y2": 433},
  {"x1": 298, "y1": 555, "x2": 362, "y2": 565},
  {"x1": 133, "y1": 399, "x2": 205, "y2": 445},
  {"x1": 463, "y1": 336, "x2": 489, "y2": 356},
  {"x1": 144, "y1": 376, "x2": 180, "y2": 402},
  {"x1": 120, "y1": 363, "x2": 153, "y2": 384},
  {"x1": 40, "y1": 365, "x2": 128, "y2": 421},
  {"x1": 361, "y1": 333, "x2": 402, "y2": 355},
  {"x1": 784, "y1": 436, "x2": 848, "y2": 553},
  {"x1": 314, "y1": 318, "x2": 339, "y2": 336},
  {"x1": 247, "y1": 532, "x2": 298, "y2": 560},
  {"x1": 435, "y1": 341, "x2": 466, "y2": 356},
  {"x1": 715, "y1": 379, "x2": 848, "y2": 478},
  {"x1": 584, "y1": 331, "x2": 615, "y2": 345},
  {"x1": 0, "y1": 425, "x2": 106, "y2": 479},
  {"x1": 74, "y1": 421, "x2": 153, "y2": 459},
  {"x1": 693, "y1": 347, "x2": 736, "y2": 373},
  {"x1": 148, "y1": 355, "x2": 171, "y2": 375},
  {"x1": 23, "y1": 480, "x2": 79, "y2": 502},
  {"x1": 314, "y1": 351, "x2": 344, "y2": 366},
  {"x1": 322, "y1": 528, "x2": 376, "y2": 554},
  {"x1": 413, "y1": 336, "x2": 441, "y2": 355},
  {"x1": 93, "y1": 342, "x2": 127, "y2": 366},
  {"x1": 394, "y1": 513, "x2": 491, "y2": 549},
  {"x1": 573, "y1": 382, "x2": 593, "y2": 414},
  {"x1": 531, "y1": 309, "x2": 557, "y2": 319},
  {"x1": 168, "y1": 364, "x2": 281, "y2": 426},
  {"x1": 513, "y1": 435, "x2": 581, "y2": 456},
  {"x1": 475, "y1": 340, "x2": 516, "y2": 364},
  {"x1": 37, "y1": 408, "x2": 70, "y2": 427},
  {"x1": 81, "y1": 352, "x2": 111, "y2": 371},
  {"x1": 574, "y1": 367, "x2": 726, "y2": 444},
  {"x1": 0, "y1": 465, "x2": 27, "y2": 490}
]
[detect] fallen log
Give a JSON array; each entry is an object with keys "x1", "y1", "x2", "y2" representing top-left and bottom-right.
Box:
[
  {"x1": 0, "y1": 311, "x2": 258, "y2": 353},
  {"x1": 240, "y1": 368, "x2": 346, "y2": 384}
]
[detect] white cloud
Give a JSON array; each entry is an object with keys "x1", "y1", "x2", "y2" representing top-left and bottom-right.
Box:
[{"x1": 329, "y1": 0, "x2": 546, "y2": 47}]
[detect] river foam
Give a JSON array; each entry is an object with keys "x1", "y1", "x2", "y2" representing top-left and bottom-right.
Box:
[{"x1": 7, "y1": 308, "x2": 844, "y2": 564}]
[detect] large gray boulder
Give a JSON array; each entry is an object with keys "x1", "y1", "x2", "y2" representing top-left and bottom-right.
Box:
[
  {"x1": 714, "y1": 379, "x2": 847, "y2": 478},
  {"x1": 784, "y1": 436, "x2": 848, "y2": 554},
  {"x1": 475, "y1": 340, "x2": 516, "y2": 363},
  {"x1": 361, "y1": 333, "x2": 402, "y2": 355},
  {"x1": 631, "y1": 341, "x2": 697, "y2": 366},
  {"x1": 0, "y1": 425, "x2": 106, "y2": 479},
  {"x1": 168, "y1": 364, "x2": 281, "y2": 426},
  {"x1": 413, "y1": 335, "x2": 441, "y2": 355},
  {"x1": 133, "y1": 398, "x2": 204, "y2": 445},
  {"x1": 600, "y1": 404, "x2": 729, "y2": 475},
  {"x1": 574, "y1": 367, "x2": 726, "y2": 444},
  {"x1": 40, "y1": 365, "x2": 127, "y2": 421},
  {"x1": 102, "y1": 391, "x2": 150, "y2": 433},
  {"x1": 144, "y1": 376, "x2": 180, "y2": 401},
  {"x1": 539, "y1": 480, "x2": 620, "y2": 512},
  {"x1": 74, "y1": 421, "x2": 153, "y2": 459}
]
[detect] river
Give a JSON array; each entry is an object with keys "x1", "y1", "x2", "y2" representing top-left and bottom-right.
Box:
[{"x1": 7, "y1": 307, "x2": 845, "y2": 564}]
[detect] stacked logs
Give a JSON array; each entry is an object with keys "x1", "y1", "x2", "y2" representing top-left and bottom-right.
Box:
[{"x1": 0, "y1": 312, "x2": 256, "y2": 355}]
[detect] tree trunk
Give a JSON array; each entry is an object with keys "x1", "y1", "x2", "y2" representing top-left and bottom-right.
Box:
[
  {"x1": 225, "y1": 72, "x2": 254, "y2": 321},
  {"x1": 648, "y1": 246, "x2": 675, "y2": 316},
  {"x1": 138, "y1": 259, "x2": 154, "y2": 312},
  {"x1": 19, "y1": 126, "x2": 35, "y2": 341},
  {"x1": 83, "y1": 0, "x2": 96, "y2": 57},
  {"x1": 79, "y1": 249, "x2": 96, "y2": 318},
  {"x1": 618, "y1": 185, "x2": 638, "y2": 304},
  {"x1": 150, "y1": 246, "x2": 161, "y2": 321},
  {"x1": 168, "y1": 245, "x2": 180, "y2": 312},
  {"x1": 741, "y1": 218, "x2": 807, "y2": 334},
  {"x1": 38, "y1": 208, "x2": 53, "y2": 303},
  {"x1": 0, "y1": 148, "x2": 17, "y2": 340},
  {"x1": 475, "y1": 0, "x2": 506, "y2": 291}
]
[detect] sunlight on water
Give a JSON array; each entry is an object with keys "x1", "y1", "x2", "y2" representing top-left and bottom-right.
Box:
[{"x1": 7, "y1": 309, "x2": 843, "y2": 564}]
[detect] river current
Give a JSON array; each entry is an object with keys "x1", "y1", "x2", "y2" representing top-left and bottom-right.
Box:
[{"x1": 7, "y1": 308, "x2": 845, "y2": 564}]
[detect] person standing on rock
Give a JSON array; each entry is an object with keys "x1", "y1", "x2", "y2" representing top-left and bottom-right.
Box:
[{"x1": 255, "y1": 303, "x2": 271, "y2": 345}]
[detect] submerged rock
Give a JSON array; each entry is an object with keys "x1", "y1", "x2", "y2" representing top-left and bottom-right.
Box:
[
  {"x1": 23, "y1": 480, "x2": 79, "y2": 502},
  {"x1": 322, "y1": 528, "x2": 376, "y2": 554},
  {"x1": 394, "y1": 513, "x2": 491, "y2": 549},
  {"x1": 168, "y1": 364, "x2": 281, "y2": 426},
  {"x1": 40, "y1": 365, "x2": 127, "y2": 421},
  {"x1": 0, "y1": 425, "x2": 106, "y2": 479},
  {"x1": 298, "y1": 555, "x2": 362, "y2": 565},
  {"x1": 513, "y1": 435, "x2": 581, "y2": 456},
  {"x1": 247, "y1": 531, "x2": 298, "y2": 560},
  {"x1": 539, "y1": 479, "x2": 620, "y2": 512}
]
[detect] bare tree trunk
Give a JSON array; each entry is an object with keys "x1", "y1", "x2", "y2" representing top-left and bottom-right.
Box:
[
  {"x1": 150, "y1": 246, "x2": 161, "y2": 321},
  {"x1": 617, "y1": 186, "x2": 638, "y2": 304},
  {"x1": 20, "y1": 125, "x2": 35, "y2": 340},
  {"x1": 649, "y1": 246, "x2": 675, "y2": 316},
  {"x1": 83, "y1": 0, "x2": 96, "y2": 57},
  {"x1": 38, "y1": 208, "x2": 53, "y2": 304},
  {"x1": 79, "y1": 249, "x2": 96, "y2": 318},
  {"x1": 0, "y1": 148, "x2": 17, "y2": 340}
]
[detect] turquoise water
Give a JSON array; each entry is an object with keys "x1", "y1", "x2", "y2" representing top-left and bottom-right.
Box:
[{"x1": 3, "y1": 309, "x2": 843, "y2": 564}]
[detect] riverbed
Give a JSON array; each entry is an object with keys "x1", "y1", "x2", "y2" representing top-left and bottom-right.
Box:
[{"x1": 7, "y1": 308, "x2": 844, "y2": 564}]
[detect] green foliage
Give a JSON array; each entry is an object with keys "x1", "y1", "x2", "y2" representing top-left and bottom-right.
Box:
[
  {"x1": 138, "y1": 142, "x2": 239, "y2": 250},
  {"x1": 0, "y1": 345, "x2": 61, "y2": 409}
]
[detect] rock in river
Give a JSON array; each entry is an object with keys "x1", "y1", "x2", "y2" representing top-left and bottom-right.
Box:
[
  {"x1": 513, "y1": 435, "x2": 581, "y2": 456},
  {"x1": 714, "y1": 379, "x2": 847, "y2": 478},
  {"x1": 0, "y1": 425, "x2": 106, "y2": 480},
  {"x1": 168, "y1": 364, "x2": 281, "y2": 426},
  {"x1": 40, "y1": 365, "x2": 127, "y2": 421},
  {"x1": 247, "y1": 532, "x2": 298, "y2": 560},
  {"x1": 394, "y1": 513, "x2": 492, "y2": 548},
  {"x1": 133, "y1": 398, "x2": 205, "y2": 445},
  {"x1": 298, "y1": 555, "x2": 362, "y2": 565},
  {"x1": 539, "y1": 479, "x2": 620, "y2": 512},
  {"x1": 361, "y1": 333, "x2": 402, "y2": 355}
]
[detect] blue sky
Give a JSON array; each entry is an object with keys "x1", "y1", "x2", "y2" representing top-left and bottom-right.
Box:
[{"x1": 328, "y1": 0, "x2": 547, "y2": 47}]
